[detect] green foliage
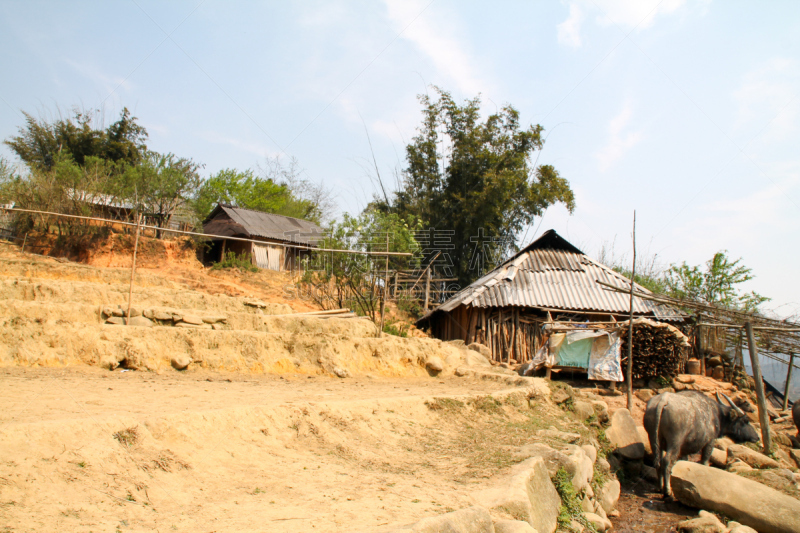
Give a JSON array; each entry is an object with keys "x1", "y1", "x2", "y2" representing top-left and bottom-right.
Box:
[
  {"x1": 553, "y1": 468, "x2": 598, "y2": 533},
  {"x1": 665, "y1": 251, "x2": 770, "y2": 311},
  {"x1": 212, "y1": 251, "x2": 258, "y2": 272},
  {"x1": 298, "y1": 208, "x2": 422, "y2": 321},
  {"x1": 4, "y1": 107, "x2": 147, "y2": 169},
  {"x1": 382, "y1": 321, "x2": 408, "y2": 337},
  {"x1": 387, "y1": 87, "x2": 574, "y2": 285},
  {"x1": 194, "y1": 164, "x2": 319, "y2": 223}
]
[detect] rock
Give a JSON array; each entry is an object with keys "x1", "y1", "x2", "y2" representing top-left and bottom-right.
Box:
[
  {"x1": 790, "y1": 449, "x2": 800, "y2": 469},
  {"x1": 773, "y1": 432, "x2": 793, "y2": 447},
  {"x1": 714, "y1": 437, "x2": 734, "y2": 452},
  {"x1": 467, "y1": 343, "x2": 492, "y2": 359},
  {"x1": 143, "y1": 308, "x2": 155, "y2": 319},
  {"x1": 712, "y1": 367, "x2": 725, "y2": 381},
  {"x1": 212, "y1": 323, "x2": 224, "y2": 330},
  {"x1": 202, "y1": 315, "x2": 227, "y2": 324},
  {"x1": 389, "y1": 506, "x2": 494, "y2": 532},
  {"x1": 475, "y1": 457, "x2": 561, "y2": 533},
  {"x1": 111, "y1": 307, "x2": 125, "y2": 317},
  {"x1": 677, "y1": 510, "x2": 727, "y2": 533},
  {"x1": 727, "y1": 523, "x2": 758, "y2": 533},
  {"x1": 580, "y1": 444, "x2": 597, "y2": 465},
  {"x1": 676, "y1": 375, "x2": 696, "y2": 384},
  {"x1": 127, "y1": 316, "x2": 153, "y2": 327},
  {"x1": 642, "y1": 464, "x2": 659, "y2": 482},
  {"x1": 106, "y1": 316, "x2": 125, "y2": 325},
  {"x1": 569, "y1": 519, "x2": 585, "y2": 533},
  {"x1": 637, "y1": 426, "x2": 652, "y2": 455},
  {"x1": 608, "y1": 510, "x2": 620, "y2": 518},
  {"x1": 101, "y1": 305, "x2": 116, "y2": 317},
  {"x1": 607, "y1": 408, "x2": 645, "y2": 460},
  {"x1": 727, "y1": 444, "x2": 781, "y2": 469},
  {"x1": 551, "y1": 388, "x2": 572, "y2": 405},
  {"x1": 174, "y1": 322, "x2": 212, "y2": 329},
  {"x1": 426, "y1": 356, "x2": 444, "y2": 374},
  {"x1": 126, "y1": 307, "x2": 141, "y2": 317},
  {"x1": 181, "y1": 315, "x2": 204, "y2": 325},
  {"x1": 455, "y1": 367, "x2": 469, "y2": 377},
  {"x1": 673, "y1": 380, "x2": 688, "y2": 392},
  {"x1": 582, "y1": 512, "x2": 612, "y2": 533},
  {"x1": 708, "y1": 356, "x2": 723, "y2": 368},
  {"x1": 636, "y1": 389, "x2": 656, "y2": 402},
  {"x1": 332, "y1": 367, "x2": 350, "y2": 378},
  {"x1": 597, "y1": 456, "x2": 611, "y2": 473},
  {"x1": 758, "y1": 470, "x2": 795, "y2": 491},
  {"x1": 538, "y1": 427, "x2": 581, "y2": 444},
  {"x1": 671, "y1": 460, "x2": 800, "y2": 533},
  {"x1": 581, "y1": 494, "x2": 594, "y2": 513},
  {"x1": 493, "y1": 519, "x2": 538, "y2": 533},
  {"x1": 710, "y1": 448, "x2": 728, "y2": 468},
  {"x1": 597, "y1": 479, "x2": 620, "y2": 514},
  {"x1": 171, "y1": 356, "x2": 191, "y2": 370},
  {"x1": 153, "y1": 310, "x2": 173, "y2": 321},
  {"x1": 515, "y1": 443, "x2": 592, "y2": 492},
  {"x1": 590, "y1": 400, "x2": 609, "y2": 423},
  {"x1": 573, "y1": 400, "x2": 595, "y2": 421},
  {"x1": 728, "y1": 460, "x2": 754, "y2": 474}
]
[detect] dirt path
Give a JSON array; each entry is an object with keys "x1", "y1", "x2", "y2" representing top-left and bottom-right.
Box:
[{"x1": 0, "y1": 366, "x2": 550, "y2": 533}]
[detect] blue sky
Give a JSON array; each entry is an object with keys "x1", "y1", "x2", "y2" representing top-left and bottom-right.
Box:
[{"x1": 1, "y1": 0, "x2": 799, "y2": 317}]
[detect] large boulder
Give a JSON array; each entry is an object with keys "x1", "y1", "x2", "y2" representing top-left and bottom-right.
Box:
[
  {"x1": 493, "y1": 520, "x2": 538, "y2": 533},
  {"x1": 385, "y1": 506, "x2": 494, "y2": 532},
  {"x1": 677, "y1": 510, "x2": 727, "y2": 533},
  {"x1": 467, "y1": 343, "x2": 492, "y2": 359},
  {"x1": 514, "y1": 444, "x2": 592, "y2": 492},
  {"x1": 573, "y1": 400, "x2": 595, "y2": 421},
  {"x1": 474, "y1": 457, "x2": 561, "y2": 533},
  {"x1": 606, "y1": 408, "x2": 645, "y2": 460},
  {"x1": 671, "y1": 460, "x2": 800, "y2": 533},
  {"x1": 582, "y1": 512, "x2": 612, "y2": 533},
  {"x1": 727, "y1": 444, "x2": 781, "y2": 469},
  {"x1": 597, "y1": 480, "x2": 620, "y2": 514}
]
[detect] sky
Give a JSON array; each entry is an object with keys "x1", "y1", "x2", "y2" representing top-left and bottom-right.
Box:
[{"x1": 1, "y1": 0, "x2": 799, "y2": 318}]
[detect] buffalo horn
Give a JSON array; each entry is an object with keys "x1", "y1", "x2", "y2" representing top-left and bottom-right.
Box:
[{"x1": 718, "y1": 392, "x2": 745, "y2": 417}]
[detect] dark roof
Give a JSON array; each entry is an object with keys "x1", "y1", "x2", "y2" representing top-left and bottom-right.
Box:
[
  {"x1": 419, "y1": 229, "x2": 685, "y2": 322},
  {"x1": 202, "y1": 204, "x2": 324, "y2": 246}
]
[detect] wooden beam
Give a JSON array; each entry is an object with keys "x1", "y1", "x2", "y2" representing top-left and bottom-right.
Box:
[{"x1": 745, "y1": 322, "x2": 772, "y2": 455}]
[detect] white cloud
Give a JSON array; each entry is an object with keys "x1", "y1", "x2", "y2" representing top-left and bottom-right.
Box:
[
  {"x1": 596, "y1": 101, "x2": 643, "y2": 171},
  {"x1": 383, "y1": 0, "x2": 489, "y2": 96},
  {"x1": 557, "y1": 4, "x2": 584, "y2": 48},
  {"x1": 64, "y1": 59, "x2": 132, "y2": 95},
  {"x1": 733, "y1": 57, "x2": 800, "y2": 145}
]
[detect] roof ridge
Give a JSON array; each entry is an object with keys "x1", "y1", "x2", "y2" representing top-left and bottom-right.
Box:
[{"x1": 221, "y1": 204, "x2": 322, "y2": 226}]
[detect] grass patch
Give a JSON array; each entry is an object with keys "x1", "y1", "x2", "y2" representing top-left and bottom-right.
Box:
[
  {"x1": 425, "y1": 398, "x2": 466, "y2": 411},
  {"x1": 212, "y1": 251, "x2": 258, "y2": 272},
  {"x1": 553, "y1": 468, "x2": 598, "y2": 533},
  {"x1": 113, "y1": 426, "x2": 140, "y2": 448},
  {"x1": 470, "y1": 395, "x2": 504, "y2": 414}
]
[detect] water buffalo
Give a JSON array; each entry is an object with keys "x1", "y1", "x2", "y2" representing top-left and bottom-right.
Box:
[
  {"x1": 793, "y1": 399, "x2": 800, "y2": 436},
  {"x1": 643, "y1": 390, "x2": 759, "y2": 498}
]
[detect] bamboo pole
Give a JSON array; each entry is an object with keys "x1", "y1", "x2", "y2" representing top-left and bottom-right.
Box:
[
  {"x1": 745, "y1": 321, "x2": 771, "y2": 454},
  {"x1": 126, "y1": 213, "x2": 142, "y2": 325},
  {"x1": 783, "y1": 353, "x2": 795, "y2": 412},
  {"x1": 21, "y1": 232, "x2": 28, "y2": 253},
  {"x1": 423, "y1": 267, "x2": 431, "y2": 312},
  {"x1": 378, "y1": 233, "x2": 390, "y2": 338},
  {"x1": 626, "y1": 210, "x2": 636, "y2": 411}
]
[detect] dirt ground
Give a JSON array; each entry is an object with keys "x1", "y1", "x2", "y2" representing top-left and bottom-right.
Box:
[{"x1": 0, "y1": 366, "x2": 561, "y2": 533}]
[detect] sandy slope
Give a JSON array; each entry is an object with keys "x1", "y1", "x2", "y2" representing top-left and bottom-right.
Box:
[{"x1": 0, "y1": 367, "x2": 557, "y2": 533}]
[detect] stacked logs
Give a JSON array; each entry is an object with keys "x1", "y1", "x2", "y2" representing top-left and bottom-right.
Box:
[{"x1": 619, "y1": 318, "x2": 691, "y2": 380}]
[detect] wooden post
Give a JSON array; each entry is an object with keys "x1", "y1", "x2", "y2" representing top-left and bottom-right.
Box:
[
  {"x1": 220, "y1": 238, "x2": 226, "y2": 262},
  {"x1": 21, "y1": 232, "x2": 28, "y2": 253},
  {"x1": 126, "y1": 213, "x2": 142, "y2": 325},
  {"x1": 626, "y1": 210, "x2": 636, "y2": 411},
  {"x1": 393, "y1": 273, "x2": 398, "y2": 298},
  {"x1": 783, "y1": 353, "x2": 795, "y2": 412},
  {"x1": 378, "y1": 234, "x2": 390, "y2": 338},
  {"x1": 423, "y1": 267, "x2": 431, "y2": 312},
  {"x1": 744, "y1": 321, "x2": 771, "y2": 454}
]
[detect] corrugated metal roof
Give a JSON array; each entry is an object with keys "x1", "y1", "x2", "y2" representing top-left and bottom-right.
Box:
[
  {"x1": 425, "y1": 230, "x2": 683, "y2": 321},
  {"x1": 203, "y1": 205, "x2": 323, "y2": 246}
]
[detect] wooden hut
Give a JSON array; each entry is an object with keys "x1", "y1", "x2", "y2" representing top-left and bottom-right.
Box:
[
  {"x1": 416, "y1": 230, "x2": 685, "y2": 368},
  {"x1": 202, "y1": 204, "x2": 323, "y2": 271}
]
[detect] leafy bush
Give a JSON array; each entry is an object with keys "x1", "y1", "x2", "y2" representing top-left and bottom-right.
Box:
[{"x1": 212, "y1": 251, "x2": 258, "y2": 272}]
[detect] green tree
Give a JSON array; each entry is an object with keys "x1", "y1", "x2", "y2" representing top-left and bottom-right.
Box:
[
  {"x1": 4, "y1": 107, "x2": 147, "y2": 169},
  {"x1": 299, "y1": 209, "x2": 421, "y2": 321},
  {"x1": 123, "y1": 151, "x2": 202, "y2": 231},
  {"x1": 388, "y1": 87, "x2": 575, "y2": 285},
  {"x1": 665, "y1": 251, "x2": 770, "y2": 311},
  {"x1": 194, "y1": 168, "x2": 310, "y2": 221}
]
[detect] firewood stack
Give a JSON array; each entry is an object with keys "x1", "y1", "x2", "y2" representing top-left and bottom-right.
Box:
[{"x1": 619, "y1": 318, "x2": 691, "y2": 380}]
